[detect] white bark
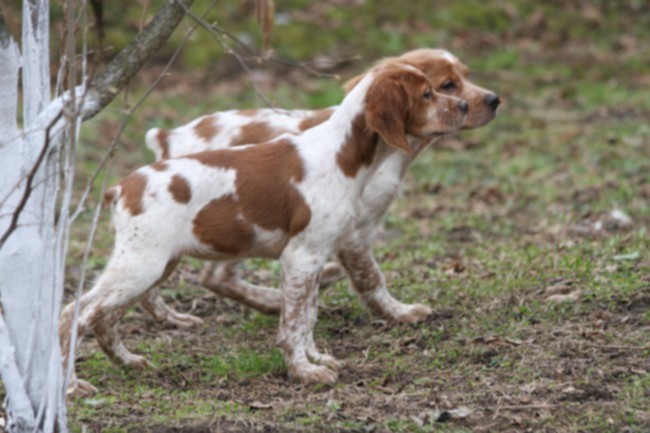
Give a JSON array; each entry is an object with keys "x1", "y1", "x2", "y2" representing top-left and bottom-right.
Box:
[
  {"x1": 0, "y1": 10, "x2": 35, "y2": 432},
  {"x1": 0, "y1": 314, "x2": 35, "y2": 432},
  {"x1": 0, "y1": 1, "x2": 194, "y2": 431},
  {"x1": 0, "y1": 1, "x2": 68, "y2": 431},
  {"x1": 22, "y1": 0, "x2": 51, "y2": 127}
]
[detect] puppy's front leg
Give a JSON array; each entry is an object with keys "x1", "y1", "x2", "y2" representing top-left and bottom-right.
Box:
[
  {"x1": 278, "y1": 251, "x2": 338, "y2": 384},
  {"x1": 338, "y1": 246, "x2": 432, "y2": 323}
]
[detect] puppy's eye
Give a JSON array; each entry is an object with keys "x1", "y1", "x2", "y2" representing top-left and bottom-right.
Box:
[
  {"x1": 423, "y1": 89, "x2": 433, "y2": 99},
  {"x1": 440, "y1": 81, "x2": 456, "y2": 91}
]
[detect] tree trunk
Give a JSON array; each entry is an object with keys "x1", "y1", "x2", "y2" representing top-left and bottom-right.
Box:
[
  {"x1": 0, "y1": 1, "x2": 194, "y2": 431},
  {"x1": 0, "y1": 1, "x2": 65, "y2": 431}
]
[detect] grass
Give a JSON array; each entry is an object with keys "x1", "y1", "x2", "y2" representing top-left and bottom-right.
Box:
[{"x1": 39, "y1": 0, "x2": 650, "y2": 431}]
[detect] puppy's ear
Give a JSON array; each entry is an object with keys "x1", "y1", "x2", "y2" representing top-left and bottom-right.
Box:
[
  {"x1": 343, "y1": 73, "x2": 365, "y2": 94},
  {"x1": 344, "y1": 55, "x2": 405, "y2": 94},
  {"x1": 365, "y1": 77, "x2": 412, "y2": 157}
]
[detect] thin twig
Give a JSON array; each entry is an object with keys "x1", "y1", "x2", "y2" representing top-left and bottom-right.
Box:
[
  {"x1": 586, "y1": 343, "x2": 650, "y2": 351},
  {"x1": 0, "y1": 110, "x2": 64, "y2": 250},
  {"x1": 175, "y1": 0, "x2": 276, "y2": 108},
  {"x1": 194, "y1": 11, "x2": 352, "y2": 79}
]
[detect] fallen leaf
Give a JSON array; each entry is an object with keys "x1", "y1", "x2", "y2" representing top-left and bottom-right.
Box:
[
  {"x1": 612, "y1": 252, "x2": 640, "y2": 261},
  {"x1": 448, "y1": 406, "x2": 473, "y2": 418},
  {"x1": 248, "y1": 401, "x2": 273, "y2": 410},
  {"x1": 546, "y1": 289, "x2": 582, "y2": 303},
  {"x1": 445, "y1": 260, "x2": 466, "y2": 275},
  {"x1": 473, "y1": 335, "x2": 522, "y2": 346},
  {"x1": 84, "y1": 398, "x2": 109, "y2": 408},
  {"x1": 609, "y1": 209, "x2": 633, "y2": 226},
  {"x1": 409, "y1": 414, "x2": 425, "y2": 427},
  {"x1": 545, "y1": 279, "x2": 574, "y2": 295}
]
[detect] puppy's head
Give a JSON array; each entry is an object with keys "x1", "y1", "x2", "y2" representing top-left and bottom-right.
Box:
[
  {"x1": 364, "y1": 65, "x2": 468, "y2": 157},
  {"x1": 346, "y1": 49, "x2": 500, "y2": 130}
]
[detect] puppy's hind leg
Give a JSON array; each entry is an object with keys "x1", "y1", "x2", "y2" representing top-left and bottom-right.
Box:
[
  {"x1": 61, "y1": 250, "x2": 178, "y2": 396},
  {"x1": 199, "y1": 261, "x2": 283, "y2": 314}
]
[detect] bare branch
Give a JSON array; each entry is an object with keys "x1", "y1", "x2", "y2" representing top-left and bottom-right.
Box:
[
  {"x1": 177, "y1": 0, "x2": 351, "y2": 105},
  {"x1": 84, "y1": 0, "x2": 195, "y2": 120}
]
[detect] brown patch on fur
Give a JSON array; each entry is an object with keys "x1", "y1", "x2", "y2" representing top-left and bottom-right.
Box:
[
  {"x1": 191, "y1": 140, "x2": 311, "y2": 254},
  {"x1": 151, "y1": 162, "x2": 168, "y2": 172},
  {"x1": 157, "y1": 129, "x2": 170, "y2": 160},
  {"x1": 239, "y1": 109, "x2": 259, "y2": 117},
  {"x1": 336, "y1": 114, "x2": 378, "y2": 178},
  {"x1": 195, "y1": 116, "x2": 220, "y2": 142},
  {"x1": 168, "y1": 174, "x2": 192, "y2": 204},
  {"x1": 298, "y1": 109, "x2": 334, "y2": 131},
  {"x1": 230, "y1": 121, "x2": 279, "y2": 146},
  {"x1": 363, "y1": 70, "x2": 415, "y2": 157},
  {"x1": 192, "y1": 195, "x2": 254, "y2": 255},
  {"x1": 118, "y1": 172, "x2": 147, "y2": 216}
]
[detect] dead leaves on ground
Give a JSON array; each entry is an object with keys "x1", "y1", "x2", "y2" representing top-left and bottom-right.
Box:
[{"x1": 544, "y1": 278, "x2": 583, "y2": 303}]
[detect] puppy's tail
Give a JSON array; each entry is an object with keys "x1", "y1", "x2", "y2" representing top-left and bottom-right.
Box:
[{"x1": 145, "y1": 127, "x2": 169, "y2": 161}]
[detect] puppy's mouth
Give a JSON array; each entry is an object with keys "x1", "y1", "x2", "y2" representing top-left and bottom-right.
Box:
[
  {"x1": 461, "y1": 108, "x2": 498, "y2": 130},
  {"x1": 423, "y1": 113, "x2": 468, "y2": 136}
]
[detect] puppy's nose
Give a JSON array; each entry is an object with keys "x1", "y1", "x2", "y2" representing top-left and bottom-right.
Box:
[
  {"x1": 485, "y1": 93, "x2": 501, "y2": 110},
  {"x1": 458, "y1": 100, "x2": 468, "y2": 114}
]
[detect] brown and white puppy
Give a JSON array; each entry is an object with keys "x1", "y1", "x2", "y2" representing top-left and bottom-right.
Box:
[
  {"x1": 138, "y1": 49, "x2": 500, "y2": 328},
  {"x1": 60, "y1": 64, "x2": 468, "y2": 395}
]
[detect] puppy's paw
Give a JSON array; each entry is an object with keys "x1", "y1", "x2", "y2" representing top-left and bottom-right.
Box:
[
  {"x1": 318, "y1": 354, "x2": 343, "y2": 371},
  {"x1": 396, "y1": 303, "x2": 432, "y2": 323},
  {"x1": 290, "y1": 363, "x2": 338, "y2": 385},
  {"x1": 308, "y1": 352, "x2": 343, "y2": 371},
  {"x1": 166, "y1": 311, "x2": 204, "y2": 328},
  {"x1": 67, "y1": 379, "x2": 98, "y2": 398},
  {"x1": 123, "y1": 353, "x2": 155, "y2": 370}
]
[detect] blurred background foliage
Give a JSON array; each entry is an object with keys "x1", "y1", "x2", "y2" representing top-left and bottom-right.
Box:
[{"x1": 2, "y1": 0, "x2": 648, "y2": 90}]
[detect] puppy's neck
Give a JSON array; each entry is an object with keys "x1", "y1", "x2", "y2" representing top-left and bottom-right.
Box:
[{"x1": 329, "y1": 71, "x2": 376, "y2": 126}]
